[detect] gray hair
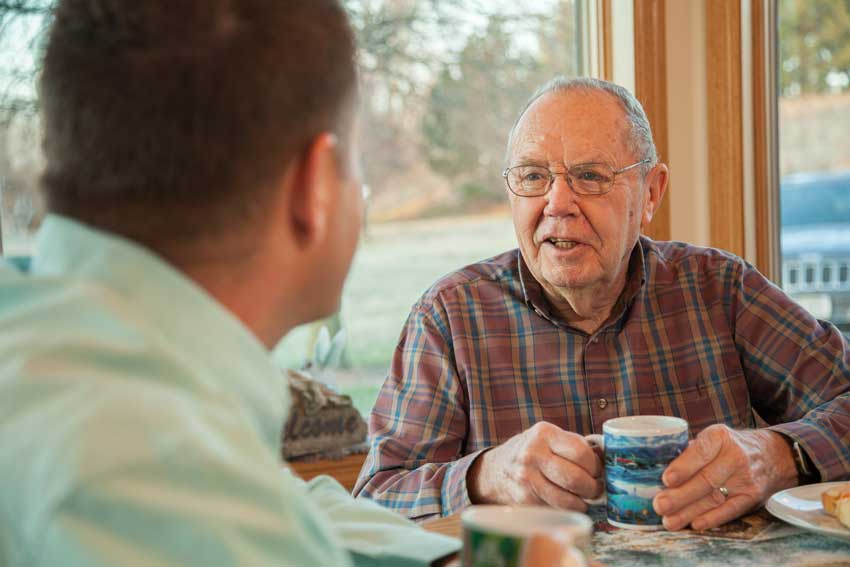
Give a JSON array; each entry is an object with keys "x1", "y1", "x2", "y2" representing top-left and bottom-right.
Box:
[{"x1": 506, "y1": 76, "x2": 658, "y2": 170}]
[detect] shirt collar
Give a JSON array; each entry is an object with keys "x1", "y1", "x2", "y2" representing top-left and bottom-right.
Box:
[
  {"x1": 30, "y1": 214, "x2": 286, "y2": 449},
  {"x1": 517, "y1": 239, "x2": 647, "y2": 333}
]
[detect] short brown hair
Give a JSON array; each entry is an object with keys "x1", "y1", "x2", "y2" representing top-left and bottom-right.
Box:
[{"x1": 39, "y1": 0, "x2": 357, "y2": 246}]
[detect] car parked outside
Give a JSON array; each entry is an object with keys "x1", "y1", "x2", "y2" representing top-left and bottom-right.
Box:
[{"x1": 781, "y1": 170, "x2": 850, "y2": 331}]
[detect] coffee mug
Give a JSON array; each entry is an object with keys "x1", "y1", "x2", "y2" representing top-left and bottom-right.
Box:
[
  {"x1": 585, "y1": 415, "x2": 689, "y2": 530},
  {"x1": 461, "y1": 505, "x2": 591, "y2": 567}
]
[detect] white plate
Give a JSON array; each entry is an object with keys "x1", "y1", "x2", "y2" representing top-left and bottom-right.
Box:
[{"x1": 766, "y1": 481, "x2": 850, "y2": 541}]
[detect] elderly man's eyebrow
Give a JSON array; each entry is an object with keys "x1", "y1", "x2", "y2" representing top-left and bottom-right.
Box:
[{"x1": 510, "y1": 154, "x2": 612, "y2": 167}]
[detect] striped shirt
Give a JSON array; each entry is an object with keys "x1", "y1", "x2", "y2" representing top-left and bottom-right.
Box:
[{"x1": 353, "y1": 237, "x2": 850, "y2": 521}]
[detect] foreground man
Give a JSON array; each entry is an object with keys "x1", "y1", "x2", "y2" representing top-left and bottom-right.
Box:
[
  {"x1": 0, "y1": 1, "x2": 459, "y2": 565},
  {"x1": 355, "y1": 77, "x2": 850, "y2": 531}
]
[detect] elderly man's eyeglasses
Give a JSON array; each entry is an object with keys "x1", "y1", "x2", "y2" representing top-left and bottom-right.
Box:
[{"x1": 502, "y1": 158, "x2": 652, "y2": 197}]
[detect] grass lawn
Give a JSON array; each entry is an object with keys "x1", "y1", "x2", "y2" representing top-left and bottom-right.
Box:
[{"x1": 273, "y1": 212, "x2": 517, "y2": 416}]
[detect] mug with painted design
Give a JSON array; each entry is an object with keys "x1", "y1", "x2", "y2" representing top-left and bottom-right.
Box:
[{"x1": 585, "y1": 415, "x2": 689, "y2": 530}]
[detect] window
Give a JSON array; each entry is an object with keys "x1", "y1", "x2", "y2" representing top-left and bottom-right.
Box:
[
  {"x1": 272, "y1": 0, "x2": 593, "y2": 414},
  {"x1": 0, "y1": 2, "x2": 592, "y2": 415},
  {"x1": 778, "y1": 0, "x2": 850, "y2": 330},
  {"x1": 0, "y1": 4, "x2": 49, "y2": 257}
]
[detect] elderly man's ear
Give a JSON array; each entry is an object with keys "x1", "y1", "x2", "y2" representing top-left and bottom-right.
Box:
[
  {"x1": 640, "y1": 163, "x2": 670, "y2": 228},
  {"x1": 286, "y1": 132, "x2": 341, "y2": 249}
]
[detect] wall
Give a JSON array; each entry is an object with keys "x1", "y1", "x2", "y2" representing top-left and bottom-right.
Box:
[{"x1": 665, "y1": 0, "x2": 710, "y2": 247}]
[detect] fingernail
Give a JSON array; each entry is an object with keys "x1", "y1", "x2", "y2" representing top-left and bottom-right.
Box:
[
  {"x1": 692, "y1": 519, "x2": 705, "y2": 531},
  {"x1": 653, "y1": 496, "x2": 667, "y2": 515},
  {"x1": 664, "y1": 472, "x2": 679, "y2": 487}
]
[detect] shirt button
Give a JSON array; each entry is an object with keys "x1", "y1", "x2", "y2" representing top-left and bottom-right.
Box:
[{"x1": 597, "y1": 398, "x2": 608, "y2": 409}]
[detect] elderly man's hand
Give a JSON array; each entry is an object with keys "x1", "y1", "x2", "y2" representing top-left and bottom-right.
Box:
[
  {"x1": 652, "y1": 425, "x2": 799, "y2": 530},
  {"x1": 467, "y1": 422, "x2": 603, "y2": 510}
]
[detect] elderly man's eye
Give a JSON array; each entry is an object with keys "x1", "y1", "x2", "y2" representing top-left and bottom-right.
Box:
[
  {"x1": 523, "y1": 172, "x2": 546, "y2": 182},
  {"x1": 576, "y1": 170, "x2": 605, "y2": 182}
]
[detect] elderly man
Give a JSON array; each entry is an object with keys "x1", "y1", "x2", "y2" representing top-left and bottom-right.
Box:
[
  {"x1": 0, "y1": 1, "x2": 460, "y2": 566},
  {"x1": 354, "y1": 77, "x2": 850, "y2": 531}
]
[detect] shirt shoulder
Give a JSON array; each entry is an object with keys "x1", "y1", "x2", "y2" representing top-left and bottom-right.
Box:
[
  {"x1": 642, "y1": 238, "x2": 748, "y2": 286},
  {"x1": 413, "y1": 249, "x2": 521, "y2": 311}
]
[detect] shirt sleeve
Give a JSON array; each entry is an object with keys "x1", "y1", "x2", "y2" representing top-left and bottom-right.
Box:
[
  {"x1": 298, "y1": 472, "x2": 460, "y2": 567},
  {"x1": 732, "y1": 260, "x2": 850, "y2": 482},
  {"x1": 353, "y1": 300, "x2": 478, "y2": 521}
]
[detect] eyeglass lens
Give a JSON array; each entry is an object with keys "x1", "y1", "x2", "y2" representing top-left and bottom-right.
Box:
[{"x1": 507, "y1": 164, "x2": 614, "y2": 195}]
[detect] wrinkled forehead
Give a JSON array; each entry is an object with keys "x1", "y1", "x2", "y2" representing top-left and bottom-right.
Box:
[{"x1": 507, "y1": 90, "x2": 633, "y2": 165}]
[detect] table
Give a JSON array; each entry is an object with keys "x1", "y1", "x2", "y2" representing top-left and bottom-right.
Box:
[
  {"x1": 288, "y1": 453, "x2": 366, "y2": 492},
  {"x1": 423, "y1": 513, "x2": 462, "y2": 538},
  {"x1": 423, "y1": 507, "x2": 850, "y2": 566}
]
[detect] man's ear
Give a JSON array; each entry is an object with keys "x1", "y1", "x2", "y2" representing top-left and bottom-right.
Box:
[
  {"x1": 288, "y1": 133, "x2": 340, "y2": 249},
  {"x1": 640, "y1": 163, "x2": 669, "y2": 228}
]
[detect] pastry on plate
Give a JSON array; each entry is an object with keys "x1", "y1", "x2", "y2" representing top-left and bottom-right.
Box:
[
  {"x1": 837, "y1": 496, "x2": 850, "y2": 529},
  {"x1": 821, "y1": 483, "x2": 850, "y2": 528}
]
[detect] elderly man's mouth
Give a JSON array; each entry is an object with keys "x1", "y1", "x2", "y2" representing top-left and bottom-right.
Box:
[{"x1": 545, "y1": 238, "x2": 583, "y2": 250}]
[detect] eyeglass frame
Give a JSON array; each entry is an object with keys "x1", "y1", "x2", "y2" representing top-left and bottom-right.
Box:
[{"x1": 502, "y1": 157, "x2": 653, "y2": 197}]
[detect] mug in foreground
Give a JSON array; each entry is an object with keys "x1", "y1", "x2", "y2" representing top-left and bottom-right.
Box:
[{"x1": 461, "y1": 505, "x2": 590, "y2": 566}]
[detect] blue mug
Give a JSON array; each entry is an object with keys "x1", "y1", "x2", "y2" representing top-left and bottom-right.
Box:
[{"x1": 586, "y1": 415, "x2": 689, "y2": 530}]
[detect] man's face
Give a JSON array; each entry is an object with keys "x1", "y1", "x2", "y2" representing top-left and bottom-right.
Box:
[{"x1": 507, "y1": 90, "x2": 656, "y2": 296}]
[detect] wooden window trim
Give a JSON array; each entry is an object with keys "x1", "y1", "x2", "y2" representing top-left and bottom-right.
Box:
[
  {"x1": 634, "y1": 0, "x2": 670, "y2": 242},
  {"x1": 752, "y1": 0, "x2": 781, "y2": 281},
  {"x1": 706, "y1": 0, "x2": 746, "y2": 257},
  {"x1": 599, "y1": 0, "x2": 614, "y2": 81},
  {"x1": 704, "y1": 0, "x2": 780, "y2": 277}
]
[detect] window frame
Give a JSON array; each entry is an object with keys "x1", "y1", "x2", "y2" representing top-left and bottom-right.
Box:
[
  {"x1": 751, "y1": 0, "x2": 781, "y2": 282},
  {"x1": 634, "y1": 0, "x2": 670, "y2": 242},
  {"x1": 701, "y1": 0, "x2": 781, "y2": 283}
]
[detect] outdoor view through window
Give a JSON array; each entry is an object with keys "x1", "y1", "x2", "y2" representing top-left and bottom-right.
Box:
[
  {"x1": 0, "y1": 1, "x2": 587, "y2": 414},
  {"x1": 0, "y1": 3, "x2": 45, "y2": 257},
  {"x1": 276, "y1": 0, "x2": 587, "y2": 413},
  {"x1": 778, "y1": 0, "x2": 850, "y2": 334}
]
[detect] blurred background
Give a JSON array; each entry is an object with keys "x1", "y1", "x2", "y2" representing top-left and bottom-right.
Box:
[{"x1": 2, "y1": 0, "x2": 850, "y2": 415}]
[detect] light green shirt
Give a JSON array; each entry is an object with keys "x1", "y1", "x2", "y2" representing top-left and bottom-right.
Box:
[{"x1": 0, "y1": 215, "x2": 459, "y2": 567}]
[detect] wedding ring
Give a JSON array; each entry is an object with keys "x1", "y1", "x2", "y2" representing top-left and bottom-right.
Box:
[{"x1": 718, "y1": 486, "x2": 730, "y2": 499}]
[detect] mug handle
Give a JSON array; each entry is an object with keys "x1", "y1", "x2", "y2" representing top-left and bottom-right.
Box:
[{"x1": 583, "y1": 434, "x2": 606, "y2": 506}]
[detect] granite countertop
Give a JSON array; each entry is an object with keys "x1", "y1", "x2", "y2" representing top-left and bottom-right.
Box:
[{"x1": 589, "y1": 507, "x2": 850, "y2": 567}]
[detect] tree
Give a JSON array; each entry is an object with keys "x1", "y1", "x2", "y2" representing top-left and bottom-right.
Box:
[
  {"x1": 421, "y1": 2, "x2": 580, "y2": 207},
  {"x1": 779, "y1": 0, "x2": 850, "y2": 96},
  {"x1": 0, "y1": 1, "x2": 52, "y2": 252}
]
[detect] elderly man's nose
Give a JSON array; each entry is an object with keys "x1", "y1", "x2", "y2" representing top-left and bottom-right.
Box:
[{"x1": 544, "y1": 174, "x2": 579, "y2": 214}]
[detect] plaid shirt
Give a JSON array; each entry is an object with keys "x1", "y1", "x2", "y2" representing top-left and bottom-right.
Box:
[{"x1": 353, "y1": 237, "x2": 850, "y2": 521}]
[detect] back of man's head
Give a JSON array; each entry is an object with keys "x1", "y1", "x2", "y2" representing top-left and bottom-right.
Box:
[{"x1": 39, "y1": 0, "x2": 357, "y2": 250}]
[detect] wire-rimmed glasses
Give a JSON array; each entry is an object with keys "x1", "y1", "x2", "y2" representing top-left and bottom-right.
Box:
[{"x1": 502, "y1": 158, "x2": 652, "y2": 197}]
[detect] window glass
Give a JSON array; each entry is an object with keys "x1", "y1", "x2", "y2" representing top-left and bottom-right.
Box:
[
  {"x1": 0, "y1": 4, "x2": 50, "y2": 257},
  {"x1": 272, "y1": 0, "x2": 590, "y2": 414},
  {"x1": 778, "y1": 0, "x2": 850, "y2": 331},
  {"x1": 0, "y1": 2, "x2": 589, "y2": 416}
]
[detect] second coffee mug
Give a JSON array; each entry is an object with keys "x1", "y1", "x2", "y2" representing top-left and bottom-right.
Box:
[{"x1": 586, "y1": 415, "x2": 689, "y2": 530}]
